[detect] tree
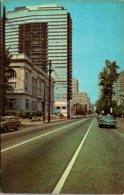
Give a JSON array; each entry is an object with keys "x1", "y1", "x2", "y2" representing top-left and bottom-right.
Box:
[
  {"x1": 99, "y1": 60, "x2": 119, "y2": 114},
  {"x1": 5, "y1": 48, "x2": 14, "y2": 91},
  {"x1": 0, "y1": 48, "x2": 14, "y2": 115}
]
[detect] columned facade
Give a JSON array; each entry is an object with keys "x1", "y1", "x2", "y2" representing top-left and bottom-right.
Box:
[{"x1": 6, "y1": 54, "x2": 54, "y2": 115}]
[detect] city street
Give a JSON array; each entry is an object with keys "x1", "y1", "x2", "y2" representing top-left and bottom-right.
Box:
[
  {"x1": 1, "y1": 117, "x2": 124, "y2": 194},
  {"x1": 1, "y1": 2, "x2": 124, "y2": 195}
]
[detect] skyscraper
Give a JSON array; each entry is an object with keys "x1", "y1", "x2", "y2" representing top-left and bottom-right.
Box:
[{"x1": 6, "y1": 4, "x2": 72, "y2": 117}]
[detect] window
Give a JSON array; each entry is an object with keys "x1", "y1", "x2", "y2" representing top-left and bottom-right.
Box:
[
  {"x1": 25, "y1": 72, "x2": 28, "y2": 80},
  {"x1": 7, "y1": 98, "x2": 16, "y2": 109},
  {"x1": 62, "y1": 106, "x2": 66, "y2": 109},
  {"x1": 9, "y1": 82, "x2": 16, "y2": 89},
  {"x1": 56, "y1": 106, "x2": 60, "y2": 109},
  {"x1": 11, "y1": 70, "x2": 17, "y2": 78},
  {"x1": 25, "y1": 99, "x2": 29, "y2": 109}
]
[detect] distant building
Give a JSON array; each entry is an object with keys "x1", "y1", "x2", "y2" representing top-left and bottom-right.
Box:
[
  {"x1": 72, "y1": 79, "x2": 91, "y2": 115},
  {"x1": 72, "y1": 79, "x2": 79, "y2": 93},
  {"x1": 6, "y1": 54, "x2": 54, "y2": 114},
  {"x1": 113, "y1": 70, "x2": 124, "y2": 105},
  {"x1": 6, "y1": 4, "x2": 72, "y2": 117},
  {"x1": 72, "y1": 92, "x2": 90, "y2": 108}
]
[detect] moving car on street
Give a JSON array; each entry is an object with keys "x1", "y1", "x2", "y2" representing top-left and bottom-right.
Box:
[{"x1": 98, "y1": 115, "x2": 117, "y2": 128}]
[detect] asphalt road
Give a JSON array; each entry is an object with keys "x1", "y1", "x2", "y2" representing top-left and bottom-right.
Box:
[{"x1": 1, "y1": 117, "x2": 124, "y2": 194}]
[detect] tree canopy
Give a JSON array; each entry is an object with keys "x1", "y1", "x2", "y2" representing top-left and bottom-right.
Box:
[{"x1": 98, "y1": 59, "x2": 119, "y2": 114}]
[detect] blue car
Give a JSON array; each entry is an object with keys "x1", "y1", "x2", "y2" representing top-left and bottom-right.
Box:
[{"x1": 98, "y1": 115, "x2": 117, "y2": 128}]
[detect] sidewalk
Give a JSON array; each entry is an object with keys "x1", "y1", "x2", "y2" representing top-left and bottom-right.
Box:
[
  {"x1": 117, "y1": 118, "x2": 124, "y2": 134},
  {"x1": 20, "y1": 118, "x2": 67, "y2": 128}
]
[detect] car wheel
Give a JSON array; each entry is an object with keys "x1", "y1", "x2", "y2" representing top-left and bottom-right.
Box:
[
  {"x1": 99, "y1": 124, "x2": 102, "y2": 128},
  {"x1": 4, "y1": 126, "x2": 8, "y2": 132},
  {"x1": 15, "y1": 126, "x2": 18, "y2": 130}
]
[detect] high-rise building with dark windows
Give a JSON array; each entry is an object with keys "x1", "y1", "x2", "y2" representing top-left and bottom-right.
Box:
[
  {"x1": 6, "y1": 4, "x2": 72, "y2": 117},
  {"x1": 18, "y1": 22, "x2": 48, "y2": 73}
]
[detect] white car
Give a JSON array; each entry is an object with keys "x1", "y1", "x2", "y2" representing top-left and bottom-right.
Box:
[{"x1": 0, "y1": 116, "x2": 21, "y2": 132}]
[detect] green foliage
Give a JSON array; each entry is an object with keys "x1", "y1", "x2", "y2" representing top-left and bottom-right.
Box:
[
  {"x1": 98, "y1": 59, "x2": 119, "y2": 113},
  {"x1": 114, "y1": 99, "x2": 124, "y2": 117},
  {"x1": 5, "y1": 48, "x2": 14, "y2": 92},
  {"x1": 17, "y1": 111, "x2": 43, "y2": 118}
]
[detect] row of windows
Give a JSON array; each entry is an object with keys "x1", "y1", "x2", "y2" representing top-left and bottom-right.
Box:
[
  {"x1": 48, "y1": 31, "x2": 67, "y2": 37},
  {"x1": 6, "y1": 34, "x2": 67, "y2": 40},
  {"x1": 48, "y1": 51, "x2": 67, "y2": 57},
  {"x1": 7, "y1": 14, "x2": 67, "y2": 22},
  {"x1": 54, "y1": 66, "x2": 67, "y2": 68},
  {"x1": 6, "y1": 22, "x2": 67, "y2": 31},
  {"x1": 50, "y1": 57, "x2": 68, "y2": 60},
  {"x1": 6, "y1": 32, "x2": 18, "y2": 37},
  {"x1": 56, "y1": 106, "x2": 66, "y2": 110},
  {"x1": 48, "y1": 44, "x2": 67, "y2": 48},
  {"x1": 7, "y1": 19, "x2": 67, "y2": 27},
  {"x1": 48, "y1": 50, "x2": 67, "y2": 53},
  {"x1": 49, "y1": 37, "x2": 67, "y2": 40},
  {"x1": 6, "y1": 43, "x2": 18, "y2": 47},
  {"x1": 6, "y1": 18, "x2": 67, "y2": 28},
  {"x1": 48, "y1": 53, "x2": 67, "y2": 56},
  {"x1": 6, "y1": 43, "x2": 67, "y2": 50}
]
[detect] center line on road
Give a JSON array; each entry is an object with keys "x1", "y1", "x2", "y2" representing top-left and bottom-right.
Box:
[
  {"x1": 52, "y1": 118, "x2": 95, "y2": 194},
  {"x1": 1, "y1": 119, "x2": 88, "y2": 153}
]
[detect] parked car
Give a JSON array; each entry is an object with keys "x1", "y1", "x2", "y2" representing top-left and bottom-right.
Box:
[
  {"x1": 0, "y1": 116, "x2": 21, "y2": 132},
  {"x1": 98, "y1": 115, "x2": 117, "y2": 128}
]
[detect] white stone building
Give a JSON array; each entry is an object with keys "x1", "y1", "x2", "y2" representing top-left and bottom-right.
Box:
[{"x1": 6, "y1": 54, "x2": 54, "y2": 115}]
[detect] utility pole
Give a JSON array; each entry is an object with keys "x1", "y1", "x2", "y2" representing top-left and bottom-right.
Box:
[
  {"x1": 0, "y1": 5, "x2": 6, "y2": 116},
  {"x1": 43, "y1": 81, "x2": 46, "y2": 123},
  {"x1": 109, "y1": 86, "x2": 113, "y2": 114},
  {"x1": 48, "y1": 60, "x2": 52, "y2": 123}
]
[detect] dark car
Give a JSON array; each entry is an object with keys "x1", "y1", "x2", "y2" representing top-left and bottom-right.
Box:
[
  {"x1": 98, "y1": 115, "x2": 117, "y2": 128},
  {"x1": 0, "y1": 116, "x2": 21, "y2": 132}
]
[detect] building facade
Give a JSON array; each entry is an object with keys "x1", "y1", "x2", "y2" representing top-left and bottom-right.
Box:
[
  {"x1": 72, "y1": 79, "x2": 91, "y2": 115},
  {"x1": 113, "y1": 70, "x2": 124, "y2": 105},
  {"x1": 72, "y1": 92, "x2": 90, "y2": 109},
  {"x1": 6, "y1": 54, "x2": 54, "y2": 115},
  {"x1": 6, "y1": 4, "x2": 72, "y2": 117},
  {"x1": 18, "y1": 22, "x2": 48, "y2": 73},
  {"x1": 72, "y1": 79, "x2": 79, "y2": 93}
]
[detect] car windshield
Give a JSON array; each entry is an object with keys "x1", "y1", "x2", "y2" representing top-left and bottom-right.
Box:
[{"x1": 101, "y1": 115, "x2": 114, "y2": 120}]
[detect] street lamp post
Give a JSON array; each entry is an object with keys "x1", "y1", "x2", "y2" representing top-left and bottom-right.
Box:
[
  {"x1": 43, "y1": 80, "x2": 46, "y2": 123},
  {"x1": 110, "y1": 87, "x2": 113, "y2": 114},
  {"x1": 48, "y1": 60, "x2": 53, "y2": 123}
]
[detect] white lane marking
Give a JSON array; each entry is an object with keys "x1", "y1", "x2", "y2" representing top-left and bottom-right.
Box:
[
  {"x1": 1, "y1": 120, "x2": 69, "y2": 137},
  {"x1": 52, "y1": 119, "x2": 95, "y2": 194},
  {"x1": 1, "y1": 119, "x2": 87, "y2": 153}
]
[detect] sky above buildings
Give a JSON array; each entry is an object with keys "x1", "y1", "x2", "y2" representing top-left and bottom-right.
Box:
[{"x1": 2, "y1": 0, "x2": 124, "y2": 103}]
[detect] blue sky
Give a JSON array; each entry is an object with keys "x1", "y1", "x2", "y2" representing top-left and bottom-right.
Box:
[{"x1": 2, "y1": 0, "x2": 124, "y2": 103}]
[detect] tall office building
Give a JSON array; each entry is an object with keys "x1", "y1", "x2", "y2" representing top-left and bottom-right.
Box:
[{"x1": 6, "y1": 4, "x2": 72, "y2": 117}]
